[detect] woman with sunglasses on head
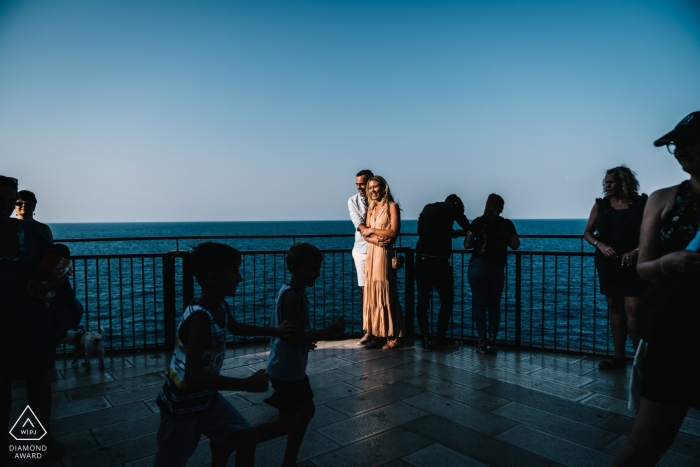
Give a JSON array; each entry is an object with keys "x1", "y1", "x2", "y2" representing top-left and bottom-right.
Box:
[
  {"x1": 360, "y1": 175, "x2": 405, "y2": 349},
  {"x1": 614, "y1": 112, "x2": 700, "y2": 466},
  {"x1": 583, "y1": 166, "x2": 647, "y2": 370},
  {"x1": 15, "y1": 190, "x2": 53, "y2": 241},
  {"x1": 0, "y1": 176, "x2": 79, "y2": 460}
]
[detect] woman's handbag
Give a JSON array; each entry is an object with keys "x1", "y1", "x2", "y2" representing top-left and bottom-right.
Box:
[
  {"x1": 391, "y1": 250, "x2": 405, "y2": 270},
  {"x1": 638, "y1": 272, "x2": 700, "y2": 347}
]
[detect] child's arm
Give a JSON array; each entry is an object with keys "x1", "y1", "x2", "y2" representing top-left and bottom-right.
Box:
[
  {"x1": 184, "y1": 313, "x2": 269, "y2": 392},
  {"x1": 228, "y1": 317, "x2": 295, "y2": 339},
  {"x1": 280, "y1": 290, "x2": 345, "y2": 346}
]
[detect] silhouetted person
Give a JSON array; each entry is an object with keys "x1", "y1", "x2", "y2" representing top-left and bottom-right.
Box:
[
  {"x1": 15, "y1": 190, "x2": 53, "y2": 241},
  {"x1": 415, "y1": 195, "x2": 469, "y2": 350},
  {"x1": 614, "y1": 111, "x2": 700, "y2": 466},
  {"x1": 464, "y1": 194, "x2": 519, "y2": 354},
  {"x1": 583, "y1": 166, "x2": 647, "y2": 370}
]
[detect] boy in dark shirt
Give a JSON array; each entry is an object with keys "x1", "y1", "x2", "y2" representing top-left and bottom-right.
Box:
[{"x1": 255, "y1": 242, "x2": 346, "y2": 467}]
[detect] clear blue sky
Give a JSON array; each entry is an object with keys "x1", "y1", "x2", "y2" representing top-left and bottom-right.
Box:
[{"x1": 1, "y1": 0, "x2": 699, "y2": 222}]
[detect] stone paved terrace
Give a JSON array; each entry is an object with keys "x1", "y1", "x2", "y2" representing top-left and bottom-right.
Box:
[{"x1": 8, "y1": 340, "x2": 700, "y2": 467}]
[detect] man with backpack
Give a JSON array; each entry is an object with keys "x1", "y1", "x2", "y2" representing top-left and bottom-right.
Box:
[{"x1": 415, "y1": 195, "x2": 470, "y2": 350}]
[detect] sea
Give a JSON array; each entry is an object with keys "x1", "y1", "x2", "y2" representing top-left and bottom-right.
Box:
[{"x1": 47, "y1": 219, "x2": 625, "y2": 356}]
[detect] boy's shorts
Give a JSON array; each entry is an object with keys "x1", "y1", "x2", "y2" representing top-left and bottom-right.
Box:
[
  {"x1": 154, "y1": 392, "x2": 252, "y2": 467},
  {"x1": 264, "y1": 376, "x2": 314, "y2": 413}
]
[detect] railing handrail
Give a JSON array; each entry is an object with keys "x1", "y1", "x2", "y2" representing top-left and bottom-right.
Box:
[{"x1": 54, "y1": 233, "x2": 586, "y2": 243}]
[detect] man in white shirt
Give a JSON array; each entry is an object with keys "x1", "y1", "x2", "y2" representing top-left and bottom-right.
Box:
[{"x1": 348, "y1": 169, "x2": 374, "y2": 345}]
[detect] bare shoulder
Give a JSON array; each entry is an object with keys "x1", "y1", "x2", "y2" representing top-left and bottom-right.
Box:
[{"x1": 647, "y1": 185, "x2": 679, "y2": 209}]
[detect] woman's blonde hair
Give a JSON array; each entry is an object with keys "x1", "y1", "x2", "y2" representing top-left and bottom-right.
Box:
[
  {"x1": 483, "y1": 193, "x2": 504, "y2": 217},
  {"x1": 603, "y1": 165, "x2": 639, "y2": 201},
  {"x1": 366, "y1": 175, "x2": 396, "y2": 218}
]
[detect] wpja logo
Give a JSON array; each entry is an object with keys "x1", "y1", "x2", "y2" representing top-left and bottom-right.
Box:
[{"x1": 7, "y1": 405, "x2": 47, "y2": 460}]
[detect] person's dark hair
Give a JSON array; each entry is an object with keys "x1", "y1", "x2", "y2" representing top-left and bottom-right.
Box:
[
  {"x1": 286, "y1": 242, "x2": 323, "y2": 271},
  {"x1": 603, "y1": 165, "x2": 639, "y2": 201},
  {"x1": 191, "y1": 242, "x2": 242, "y2": 287},
  {"x1": 445, "y1": 194, "x2": 464, "y2": 209},
  {"x1": 17, "y1": 190, "x2": 37, "y2": 205},
  {"x1": 0, "y1": 176, "x2": 18, "y2": 194},
  {"x1": 483, "y1": 194, "x2": 505, "y2": 217},
  {"x1": 356, "y1": 169, "x2": 374, "y2": 179}
]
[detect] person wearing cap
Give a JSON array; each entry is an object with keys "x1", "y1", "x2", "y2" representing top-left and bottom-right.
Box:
[
  {"x1": 613, "y1": 112, "x2": 700, "y2": 466},
  {"x1": 415, "y1": 195, "x2": 469, "y2": 350},
  {"x1": 583, "y1": 167, "x2": 647, "y2": 370}
]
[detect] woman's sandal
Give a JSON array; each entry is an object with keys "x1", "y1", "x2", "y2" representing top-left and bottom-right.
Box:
[
  {"x1": 598, "y1": 357, "x2": 626, "y2": 370},
  {"x1": 382, "y1": 339, "x2": 402, "y2": 350}
]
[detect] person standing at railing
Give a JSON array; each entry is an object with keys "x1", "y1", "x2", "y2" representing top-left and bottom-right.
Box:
[
  {"x1": 464, "y1": 194, "x2": 520, "y2": 354},
  {"x1": 14, "y1": 189, "x2": 53, "y2": 241},
  {"x1": 361, "y1": 175, "x2": 405, "y2": 349},
  {"x1": 415, "y1": 195, "x2": 470, "y2": 350},
  {"x1": 614, "y1": 112, "x2": 700, "y2": 466},
  {"x1": 348, "y1": 169, "x2": 376, "y2": 346},
  {"x1": 583, "y1": 166, "x2": 648, "y2": 370},
  {"x1": 0, "y1": 175, "x2": 82, "y2": 461}
]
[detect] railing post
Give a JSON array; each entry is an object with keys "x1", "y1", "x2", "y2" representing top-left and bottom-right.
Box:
[
  {"x1": 182, "y1": 251, "x2": 194, "y2": 310},
  {"x1": 404, "y1": 248, "x2": 415, "y2": 339},
  {"x1": 163, "y1": 252, "x2": 177, "y2": 350},
  {"x1": 515, "y1": 253, "x2": 522, "y2": 347}
]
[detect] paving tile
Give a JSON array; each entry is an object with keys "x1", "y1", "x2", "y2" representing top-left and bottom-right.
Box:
[
  {"x1": 54, "y1": 430, "x2": 99, "y2": 455},
  {"x1": 403, "y1": 443, "x2": 489, "y2": 467},
  {"x1": 52, "y1": 396, "x2": 111, "y2": 420},
  {"x1": 310, "y1": 427, "x2": 432, "y2": 467},
  {"x1": 219, "y1": 366, "x2": 256, "y2": 378},
  {"x1": 680, "y1": 416, "x2": 700, "y2": 437},
  {"x1": 61, "y1": 373, "x2": 164, "y2": 402},
  {"x1": 313, "y1": 381, "x2": 364, "y2": 406},
  {"x1": 337, "y1": 348, "x2": 391, "y2": 363},
  {"x1": 497, "y1": 425, "x2": 614, "y2": 467},
  {"x1": 529, "y1": 368, "x2": 595, "y2": 388},
  {"x1": 579, "y1": 379, "x2": 630, "y2": 399},
  {"x1": 482, "y1": 381, "x2": 610, "y2": 425},
  {"x1": 307, "y1": 405, "x2": 349, "y2": 431},
  {"x1": 580, "y1": 394, "x2": 632, "y2": 417},
  {"x1": 492, "y1": 402, "x2": 619, "y2": 448},
  {"x1": 346, "y1": 363, "x2": 424, "y2": 390},
  {"x1": 219, "y1": 354, "x2": 265, "y2": 370},
  {"x1": 404, "y1": 392, "x2": 516, "y2": 436},
  {"x1": 317, "y1": 402, "x2": 428, "y2": 446},
  {"x1": 671, "y1": 431, "x2": 700, "y2": 459},
  {"x1": 106, "y1": 384, "x2": 162, "y2": 406},
  {"x1": 304, "y1": 356, "x2": 355, "y2": 375},
  {"x1": 254, "y1": 430, "x2": 340, "y2": 465},
  {"x1": 308, "y1": 368, "x2": 356, "y2": 389},
  {"x1": 581, "y1": 367, "x2": 631, "y2": 385},
  {"x1": 331, "y1": 381, "x2": 426, "y2": 416},
  {"x1": 403, "y1": 414, "x2": 553, "y2": 467},
  {"x1": 238, "y1": 403, "x2": 279, "y2": 426},
  {"x1": 50, "y1": 372, "x2": 115, "y2": 392},
  {"x1": 594, "y1": 413, "x2": 634, "y2": 435},
  {"x1": 406, "y1": 374, "x2": 509, "y2": 411},
  {"x1": 480, "y1": 368, "x2": 591, "y2": 400},
  {"x1": 107, "y1": 366, "x2": 168, "y2": 381},
  {"x1": 66, "y1": 432, "x2": 158, "y2": 467},
  {"x1": 407, "y1": 359, "x2": 498, "y2": 390},
  {"x1": 91, "y1": 413, "x2": 160, "y2": 445},
  {"x1": 339, "y1": 355, "x2": 417, "y2": 377},
  {"x1": 51, "y1": 401, "x2": 154, "y2": 437}
]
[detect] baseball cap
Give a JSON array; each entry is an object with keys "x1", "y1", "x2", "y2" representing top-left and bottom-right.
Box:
[{"x1": 653, "y1": 111, "x2": 700, "y2": 147}]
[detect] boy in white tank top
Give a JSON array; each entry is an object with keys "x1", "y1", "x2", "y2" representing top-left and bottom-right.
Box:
[{"x1": 155, "y1": 242, "x2": 294, "y2": 467}]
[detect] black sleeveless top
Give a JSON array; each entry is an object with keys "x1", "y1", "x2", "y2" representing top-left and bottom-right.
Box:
[{"x1": 660, "y1": 180, "x2": 700, "y2": 254}]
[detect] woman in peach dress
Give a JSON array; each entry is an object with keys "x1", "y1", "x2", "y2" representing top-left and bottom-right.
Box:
[{"x1": 361, "y1": 175, "x2": 404, "y2": 349}]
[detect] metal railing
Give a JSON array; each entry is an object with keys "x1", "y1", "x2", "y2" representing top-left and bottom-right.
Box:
[{"x1": 60, "y1": 234, "x2": 618, "y2": 357}]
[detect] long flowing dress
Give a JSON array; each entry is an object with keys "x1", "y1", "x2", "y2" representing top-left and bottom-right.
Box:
[{"x1": 363, "y1": 205, "x2": 404, "y2": 338}]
